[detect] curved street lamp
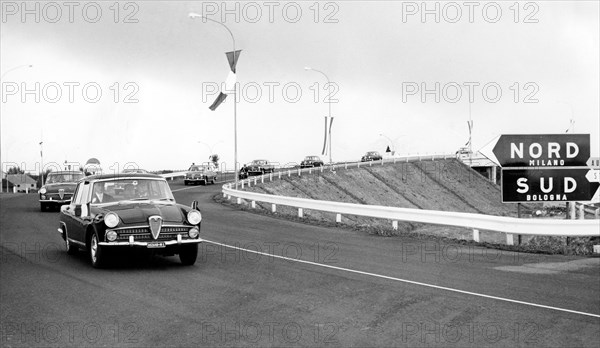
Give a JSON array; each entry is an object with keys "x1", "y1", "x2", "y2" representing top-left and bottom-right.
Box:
[
  {"x1": 1, "y1": 64, "x2": 33, "y2": 193},
  {"x1": 189, "y1": 13, "x2": 240, "y2": 188},
  {"x1": 304, "y1": 67, "x2": 333, "y2": 164}
]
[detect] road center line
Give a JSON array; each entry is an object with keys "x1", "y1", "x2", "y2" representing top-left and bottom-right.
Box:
[{"x1": 203, "y1": 239, "x2": 600, "y2": 319}]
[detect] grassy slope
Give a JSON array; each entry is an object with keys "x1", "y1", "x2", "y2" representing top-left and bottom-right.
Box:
[{"x1": 241, "y1": 159, "x2": 595, "y2": 253}]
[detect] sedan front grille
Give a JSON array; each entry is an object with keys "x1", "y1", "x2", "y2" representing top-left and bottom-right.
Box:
[{"x1": 113, "y1": 226, "x2": 193, "y2": 242}]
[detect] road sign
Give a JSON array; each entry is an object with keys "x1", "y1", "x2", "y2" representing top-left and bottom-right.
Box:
[
  {"x1": 502, "y1": 168, "x2": 600, "y2": 203},
  {"x1": 480, "y1": 134, "x2": 590, "y2": 167}
]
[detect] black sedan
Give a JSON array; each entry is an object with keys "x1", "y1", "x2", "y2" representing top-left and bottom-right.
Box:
[
  {"x1": 361, "y1": 151, "x2": 383, "y2": 162},
  {"x1": 300, "y1": 155, "x2": 324, "y2": 168},
  {"x1": 57, "y1": 173, "x2": 203, "y2": 268},
  {"x1": 39, "y1": 171, "x2": 85, "y2": 211}
]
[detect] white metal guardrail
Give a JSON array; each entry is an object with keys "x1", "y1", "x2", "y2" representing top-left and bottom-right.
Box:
[{"x1": 222, "y1": 155, "x2": 600, "y2": 245}]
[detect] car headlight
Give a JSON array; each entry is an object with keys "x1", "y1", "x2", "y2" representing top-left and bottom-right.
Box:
[
  {"x1": 104, "y1": 212, "x2": 119, "y2": 228},
  {"x1": 40, "y1": 187, "x2": 47, "y2": 194},
  {"x1": 106, "y1": 231, "x2": 118, "y2": 242},
  {"x1": 188, "y1": 227, "x2": 200, "y2": 238},
  {"x1": 187, "y1": 210, "x2": 202, "y2": 225}
]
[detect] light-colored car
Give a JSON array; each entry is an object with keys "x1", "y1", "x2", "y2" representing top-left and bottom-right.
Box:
[{"x1": 184, "y1": 165, "x2": 217, "y2": 185}]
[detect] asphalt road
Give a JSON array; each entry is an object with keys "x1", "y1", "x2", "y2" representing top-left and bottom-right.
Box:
[{"x1": 1, "y1": 181, "x2": 599, "y2": 347}]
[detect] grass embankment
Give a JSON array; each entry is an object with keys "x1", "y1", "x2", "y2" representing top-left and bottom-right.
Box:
[{"x1": 230, "y1": 159, "x2": 597, "y2": 255}]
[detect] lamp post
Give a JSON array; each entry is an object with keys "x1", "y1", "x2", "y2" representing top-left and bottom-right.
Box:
[
  {"x1": 189, "y1": 13, "x2": 239, "y2": 188},
  {"x1": 39, "y1": 141, "x2": 44, "y2": 187},
  {"x1": 1, "y1": 64, "x2": 33, "y2": 193},
  {"x1": 305, "y1": 67, "x2": 333, "y2": 164},
  {"x1": 558, "y1": 101, "x2": 575, "y2": 133}
]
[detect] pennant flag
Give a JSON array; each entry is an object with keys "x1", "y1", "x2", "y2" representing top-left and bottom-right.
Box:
[
  {"x1": 465, "y1": 120, "x2": 473, "y2": 146},
  {"x1": 322, "y1": 116, "x2": 334, "y2": 156},
  {"x1": 386, "y1": 146, "x2": 391, "y2": 153},
  {"x1": 226, "y1": 50, "x2": 242, "y2": 73},
  {"x1": 209, "y1": 50, "x2": 242, "y2": 111}
]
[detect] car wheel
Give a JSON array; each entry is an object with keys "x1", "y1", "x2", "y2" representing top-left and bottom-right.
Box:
[
  {"x1": 89, "y1": 233, "x2": 106, "y2": 268},
  {"x1": 64, "y1": 229, "x2": 77, "y2": 255},
  {"x1": 179, "y1": 244, "x2": 198, "y2": 266}
]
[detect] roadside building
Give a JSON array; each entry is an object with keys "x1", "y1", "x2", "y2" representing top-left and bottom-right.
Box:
[{"x1": 6, "y1": 174, "x2": 37, "y2": 192}]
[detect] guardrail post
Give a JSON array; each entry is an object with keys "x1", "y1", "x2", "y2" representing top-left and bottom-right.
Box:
[
  {"x1": 241, "y1": 181, "x2": 245, "y2": 189},
  {"x1": 254, "y1": 178, "x2": 257, "y2": 185},
  {"x1": 271, "y1": 204, "x2": 277, "y2": 213},
  {"x1": 278, "y1": 171, "x2": 281, "y2": 179},
  {"x1": 392, "y1": 221, "x2": 398, "y2": 230},
  {"x1": 261, "y1": 176, "x2": 264, "y2": 184},
  {"x1": 506, "y1": 234, "x2": 514, "y2": 246},
  {"x1": 298, "y1": 168, "x2": 301, "y2": 176},
  {"x1": 269, "y1": 173, "x2": 273, "y2": 181},
  {"x1": 596, "y1": 208, "x2": 599, "y2": 219},
  {"x1": 336, "y1": 214, "x2": 342, "y2": 223},
  {"x1": 472, "y1": 229, "x2": 480, "y2": 242},
  {"x1": 251, "y1": 201, "x2": 256, "y2": 208},
  {"x1": 579, "y1": 204, "x2": 585, "y2": 220},
  {"x1": 357, "y1": 162, "x2": 361, "y2": 168},
  {"x1": 288, "y1": 170, "x2": 291, "y2": 177},
  {"x1": 236, "y1": 197, "x2": 241, "y2": 204},
  {"x1": 309, "y1": 168, "x2": 312, "y2": 174},
  {"x1": 298, "y1": 208, "x2": 303, "y2": 218},
  {"x1": 321, "y1": 166, "x2": 324, "y2": 173},
  {"x1": 369, "y1": 161, "x2": 372, "y2": 167},
  {"x1": 344, "y1": 163, "x2": 348, "y2": 169}
]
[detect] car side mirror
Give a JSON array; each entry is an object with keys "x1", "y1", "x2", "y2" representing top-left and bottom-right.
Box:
[{"x1": 74, "y1": 205, "x2": 81, "y2": 216}]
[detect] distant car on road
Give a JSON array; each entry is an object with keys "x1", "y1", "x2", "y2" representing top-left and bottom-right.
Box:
[
  {"x1": 361, "y1": 151, "x2": 383, "y2": 162},
  {"x1": 57, "y1": 173, "x2": 203, "y2": 267},
  {"x1": 39, "y1": 171, "x2": 85, "y2": 211},
  {"x1": 246, "y1": 159, "x2": 275, "y2": 176},
  {"x1": 300, "y1": 155, "x2": 324, "y2": 168},
  {"x1": 184, "y1": 164, "x2": 217, "y2": 185}
]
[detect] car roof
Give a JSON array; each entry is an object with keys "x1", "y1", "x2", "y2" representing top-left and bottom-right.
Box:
[
  {"x1": 49, "y1": 171, "x2": 84, "y2": 175},
  {"x1": 83, "y1": 173, "x2": 163, "y2": 181}
]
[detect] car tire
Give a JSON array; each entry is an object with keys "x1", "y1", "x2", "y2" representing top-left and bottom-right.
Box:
[
  {"x1": 89, "y1": 233, "x2": 106, "y2": 268},
  {"x1": 64, "y1": 229, "x2": 77, "y2": 255},
  {"x1": 179, "y1": 244, "x2": 198, "y2": 266}
]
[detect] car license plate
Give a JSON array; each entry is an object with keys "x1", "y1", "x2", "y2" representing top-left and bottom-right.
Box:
[{"x1": 147, "y1": 242, "x2": 165, "y2": 248}]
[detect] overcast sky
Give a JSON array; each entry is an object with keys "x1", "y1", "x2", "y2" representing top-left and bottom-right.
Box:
[{"x1": 1, "y1": 1, "x2": 598, "y2": 173}]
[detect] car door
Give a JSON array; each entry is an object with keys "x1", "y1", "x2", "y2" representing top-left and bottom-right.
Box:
[{"x1": 63, "y1": 180, "x2": 92, "y2": 243}]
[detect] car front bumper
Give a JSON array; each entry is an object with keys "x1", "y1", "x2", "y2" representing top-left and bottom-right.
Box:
[
  {"x1": 40, "y1": 198, "x2": 71, "y2": 204},
  {"x1": 98, "y1": 238, "x2": 202, "y2": 247}
]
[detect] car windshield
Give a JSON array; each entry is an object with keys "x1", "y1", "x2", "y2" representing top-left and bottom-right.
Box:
[
  {"x1": 46, "y1": 172, "x2": 84, "y2": 184},
  {"x1": 306, "y1": 156, "x2": 319, "y2": 161},
  {"x1": 367, "y1": 152, "x2": 379, "y2": 156},
  {"x1": 251, "y1": 160, "x2": 267, "y2": 165},
  {"x1": 91, "y1": 178, "x2": 175, "y2": 204},
  {"x1": 189, "y1": 166, "x2": 208, "y2": 171}
]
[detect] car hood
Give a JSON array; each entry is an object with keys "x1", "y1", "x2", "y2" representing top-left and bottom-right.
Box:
[
  {"x1": 43, "y1": 183, "x2": 77, "y2": 193},
  {"x1": 100, "y1": 202, "x2": 186, "y2": 224}
]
